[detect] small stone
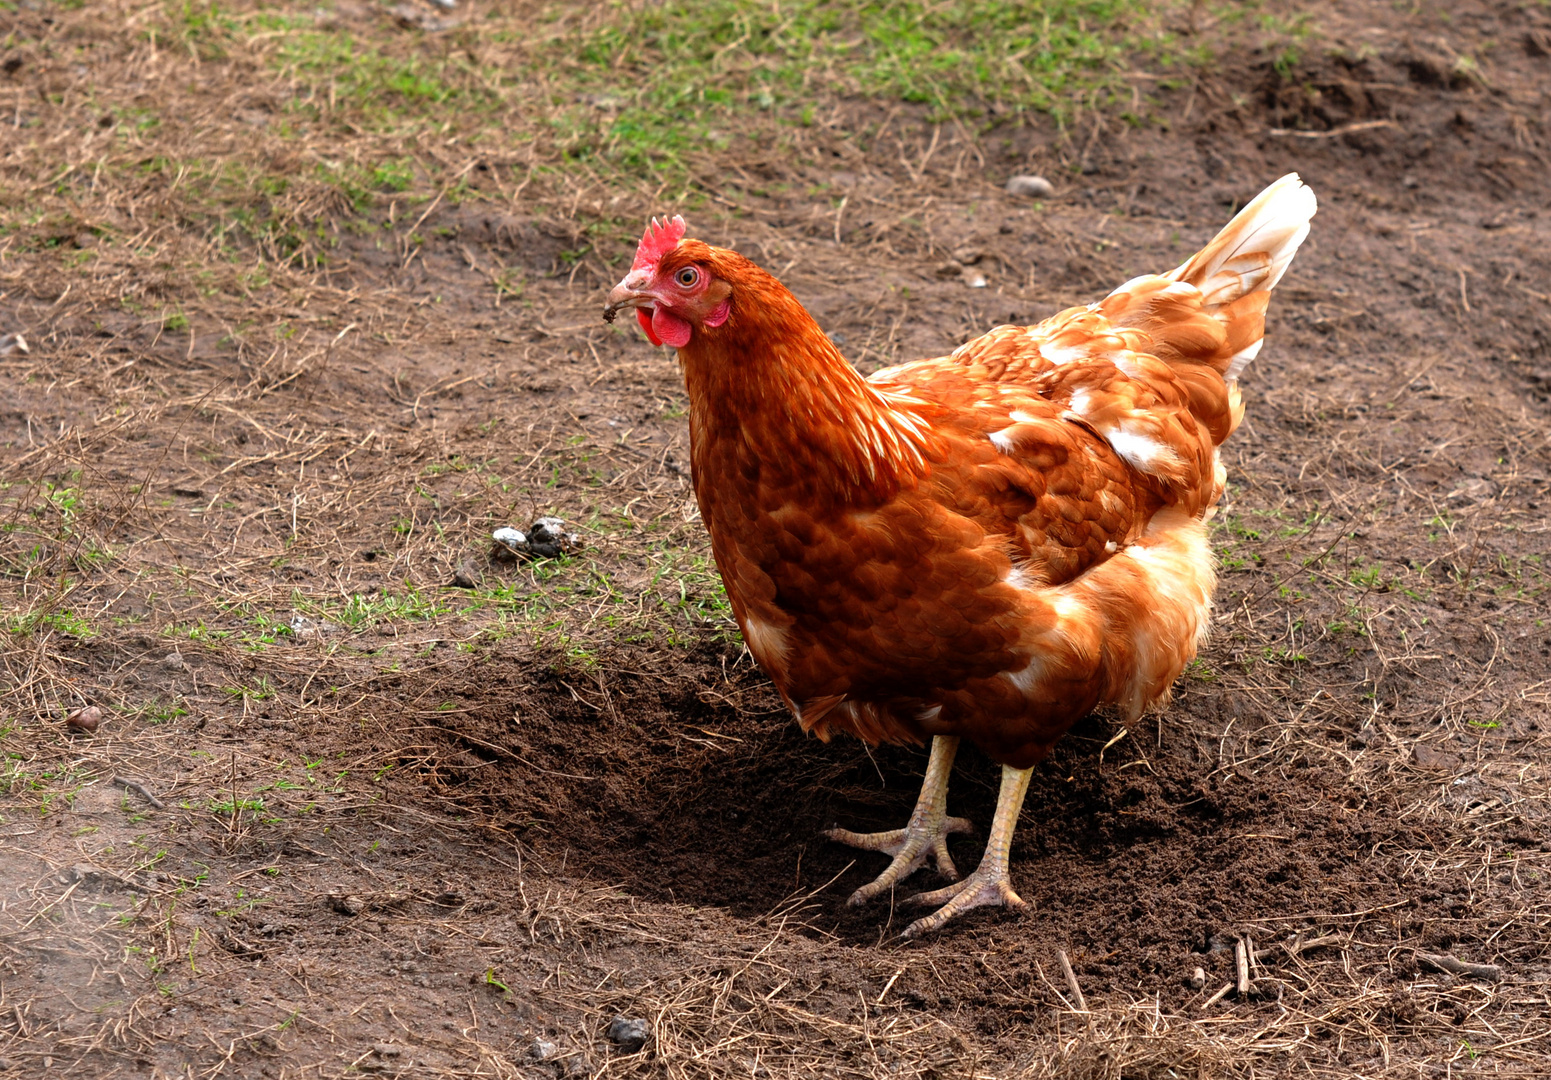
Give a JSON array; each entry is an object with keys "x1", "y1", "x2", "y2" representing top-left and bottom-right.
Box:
[
  {"x1": 0, "y1": 333, "x2": 28, "y2": 357},
  {"x1": 963, "y1": 271, "x2": 988, "y2": 289},
  {"x1": 1005, "y1": 174, "x2": 1054, "y2": 199},
  {"x1": 1187, "y1": 966, "x2": 1206, "y2": 990},
  {"x1": 492, "y1": 526, "x2": 527, "y2": 558},
  {"x1": 530, "y1": 1038, "x2": 558, "y2": 1061},
  {"x1": 564, "y1": 1056, "x2": 592, "y2": 1077},
  {"x1": 372, "y1": 1044, "x2": 403, "y2": 1058},
  {"x1": 161, "y1": 652, "x2": 188, "y2": 672},
  {"x1": 65, "y1": 706, "x2": 102, "y2": 734},
  {"x1": 950, "y1": 245, "x2": 983, "y2": 265},
  {"x1": 451, "y1": 559, "x2": 480, "y2": 589},
  {"x1": 327, "y1": 890, "x2": 364, "y2": 916},
  {"x1": 606, "y1": 1016, "x2": 649, "y2": 1051}
]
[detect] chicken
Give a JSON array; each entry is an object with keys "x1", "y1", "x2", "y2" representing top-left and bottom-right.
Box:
[{"x1": 604, "y1": 174, "x2": 1317, "y2": 937}]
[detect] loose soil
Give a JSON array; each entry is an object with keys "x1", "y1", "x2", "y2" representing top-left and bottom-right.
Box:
[{"x1": 2, "y1": 1, "x2": 1549, "y2": 1078}]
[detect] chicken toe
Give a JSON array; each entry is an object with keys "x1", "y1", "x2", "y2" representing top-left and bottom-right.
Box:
[
  {"x1": 902, "y1": 867, "x2": 1027, "y2": 939},
  {"x1": 825, "y1": 736, "x2": 970, "y2": 906},
  {"x1": 900, "y1": 762, "x2": 1033, "y2": 938}
]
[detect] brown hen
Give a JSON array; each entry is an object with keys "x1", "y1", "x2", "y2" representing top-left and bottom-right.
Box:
[{"x1": 604, "y1": 174, "x2": 1317, "y2": 937}]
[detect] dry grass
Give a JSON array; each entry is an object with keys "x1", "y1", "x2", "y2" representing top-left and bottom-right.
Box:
[{"x1": 2, "y1": 0, "x2": 1550, "y2": 1077}]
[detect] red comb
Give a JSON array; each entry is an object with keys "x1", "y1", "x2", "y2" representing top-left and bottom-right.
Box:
[{"x1": 632, "y1": 215, "x2": 687, "y2": 271}]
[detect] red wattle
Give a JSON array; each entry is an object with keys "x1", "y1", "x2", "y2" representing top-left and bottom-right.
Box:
[
  {"x1": 651, "y1": 306, "x2": 693, "y2": 348},
  {"x1": 636, "y1": 307, "x2": 661, "y2": 345}
]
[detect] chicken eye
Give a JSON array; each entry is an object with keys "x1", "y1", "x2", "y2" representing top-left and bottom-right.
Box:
[{"x1": 674, "y1": 267, "x2": 700, "y2": 288}]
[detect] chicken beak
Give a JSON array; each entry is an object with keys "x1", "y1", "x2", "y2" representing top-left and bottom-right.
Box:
[{"x1": 603, "y1": 272, "x2": 654, "y2": 324}]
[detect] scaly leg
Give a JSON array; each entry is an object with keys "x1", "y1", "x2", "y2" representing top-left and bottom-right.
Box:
[
  {"x1": 825, "y1": 736, "x2": 973, "y2": 906},
  {"x1": 901, "y1": 763, "x2": 1032, "y2": 939}
]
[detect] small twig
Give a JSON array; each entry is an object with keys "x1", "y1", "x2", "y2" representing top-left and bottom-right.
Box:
[
  {"x1": 1098, "y1": 726, "x2": 1128, "y2": 762},
  {"x1": 1417, "y1": 951, "x2": 1502, "y2": 982},
  {"x1": 1267, "y1": 119, "x2": 1395, "y2": 139},
  {"x1": 111, "y1": 776, "x2": 166, "y2": 809},
  {"x1": 1057, "y1": 950, "x2": 1088, "y2": 1012},
  {"x1": 1287, "y1": 933, "x2": 1346, "y2": 957},
  {"x1": 1201, "y1": 982, "x2": 1234, "y2": 1009},
  {"x1": 1235, "y1": 937, "x2": 1251, "y2": 996},
  {"x1": 874, "y1": 966, "x2": 906, "y2": 1007}
]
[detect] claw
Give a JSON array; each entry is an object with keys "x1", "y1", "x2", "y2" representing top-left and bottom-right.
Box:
[
  {"x1": 898, "y1": 762, "x2": 1036, "y2": 938},
  {"x1": 824, "y1": 736, "x2": 967, "y2": 906},
  {"x1": 826, "y1": 816, "x2": 974, "y2": 906},
  {"x1": 902, "y1": 868, "x2": 1026, "y2": 939}
]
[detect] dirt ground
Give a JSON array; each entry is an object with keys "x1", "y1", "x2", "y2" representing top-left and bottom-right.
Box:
[{"x1": 2, "y1": 1, "x2": 1550, "y2": 1077}]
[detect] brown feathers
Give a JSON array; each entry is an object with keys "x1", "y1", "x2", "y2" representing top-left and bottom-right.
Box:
[{"x1": 620, "y1": 174, "x2": 1317, "y2": 769}]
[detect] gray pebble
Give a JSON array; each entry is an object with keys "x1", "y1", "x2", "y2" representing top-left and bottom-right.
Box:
[
  {"x1": 1188, "y1": 966, "x2": 1206, "y2": 990},
  {"x1": 530, "y1": 1039, "x2": 558, "y2": 1061},
  {"x1": 606, "y1": 1016, "x2": 649, "y2": 1050},
  {"x1": 451, "y1": 559, "x2": 480, "y2": 589},
  {"x1": 1005, "y1": 174, "x2": 1054, "y2": 199}
]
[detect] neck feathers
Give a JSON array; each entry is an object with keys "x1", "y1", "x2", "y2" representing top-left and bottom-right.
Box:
[{"x1": 676, "y1": 260, "x2": 932, "y2": 501}]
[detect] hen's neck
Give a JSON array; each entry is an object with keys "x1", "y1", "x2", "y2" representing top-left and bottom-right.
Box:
[{"x1": 677, "y1": 293, "x2": 930, "y2": 506}]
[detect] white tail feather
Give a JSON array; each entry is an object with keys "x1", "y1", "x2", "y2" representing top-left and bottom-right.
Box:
[{"x1": 1169, "y1": 173, "x2": 1318, "y2": 309}]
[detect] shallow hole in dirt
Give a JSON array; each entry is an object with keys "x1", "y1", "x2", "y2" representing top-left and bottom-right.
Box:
[{"x1": 383, "y1": 645, "x2": 1416, "y2": 977}]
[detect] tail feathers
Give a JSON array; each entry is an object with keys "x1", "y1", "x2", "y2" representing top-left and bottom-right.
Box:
[
  {"x1": 1169, "y1": 173, "x2": 1317, "y2": 309},
  {"x1": 1089, "y1": 175, "x2": 1316, "y2": 445}
]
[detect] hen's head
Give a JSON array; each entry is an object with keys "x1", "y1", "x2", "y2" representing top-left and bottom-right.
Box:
[{"x1": 603, "y1": 216, "x2": 737, "y2": 348}]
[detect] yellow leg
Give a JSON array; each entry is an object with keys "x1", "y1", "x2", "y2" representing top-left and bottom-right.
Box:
[
  {"x1": 824, "y1": 736, "x2": 973, "y2": 906},
  {"x1": 901, "y1": 763, "x2": 1032, "y2": 939}
]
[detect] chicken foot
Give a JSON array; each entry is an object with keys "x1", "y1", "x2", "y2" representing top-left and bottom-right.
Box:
[
  {"x1": 825, "y1": 735, "x2": 973, "y2": 906},
  {"x1": 901, "y1": 763, "x2": 1032, "y2": 939}
]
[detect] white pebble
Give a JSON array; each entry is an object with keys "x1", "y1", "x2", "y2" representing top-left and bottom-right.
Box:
[{"x1": 1005, "y1": 174, "x2": 1054, "y2": 199}]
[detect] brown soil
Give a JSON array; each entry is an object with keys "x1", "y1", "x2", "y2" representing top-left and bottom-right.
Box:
[{"x1": 2, "y1": 1, "x2": 1549, "y2": 1078}]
